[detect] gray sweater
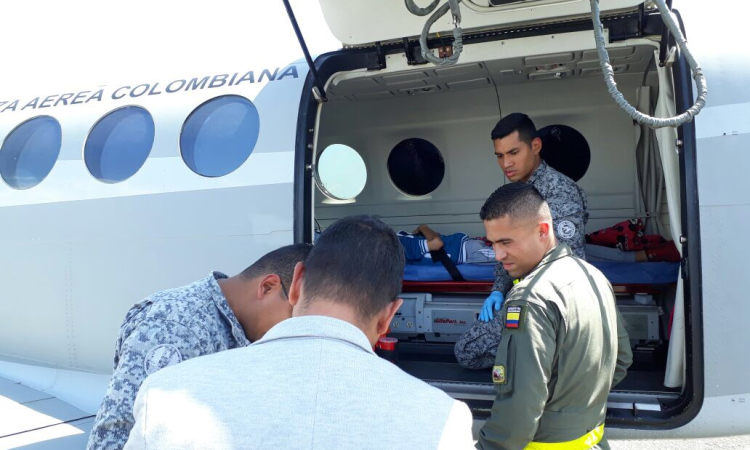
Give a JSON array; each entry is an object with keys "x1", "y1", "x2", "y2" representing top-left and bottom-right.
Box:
[{"x1": 124, "y1": 315, "x2": 474, "y2": 450}]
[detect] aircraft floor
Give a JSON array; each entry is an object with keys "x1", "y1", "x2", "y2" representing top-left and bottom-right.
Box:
[
  {"x1": 0, "y1": 377, "x2": 94, "y2": 450},
  {"x1": 397, "y1": 360, "x2": 678, "y2": 394}
]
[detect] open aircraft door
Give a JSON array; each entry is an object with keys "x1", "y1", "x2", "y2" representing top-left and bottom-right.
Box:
[
  {"x1": 318, "y1": 0, "x2": 647, "y2": 48},
  {"x1": 288, "y1": 0, "x2": 717, "y2": 437}
]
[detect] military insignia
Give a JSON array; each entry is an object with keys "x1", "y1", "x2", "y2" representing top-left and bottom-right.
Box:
[
  {"x1": 492, "y1": 365, "x2": 506, "y2": 384},
  {"x1": 557, "y1": 220, "x2": 576, "y2": 240},
  {"x1": 144, "y1": 344, "x2": 183, "y2": 375},
  {"x1": 505, "y1": 305, "x2": 522, "y2": 329}
]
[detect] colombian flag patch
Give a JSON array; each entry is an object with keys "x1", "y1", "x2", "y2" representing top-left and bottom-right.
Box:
[{"x1": 505, "y1": 305, "x2": 522, "y2": 329}]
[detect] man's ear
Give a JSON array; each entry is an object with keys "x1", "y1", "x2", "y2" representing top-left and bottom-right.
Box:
[
  {"x1": 376, "y1": 298, "x2": 403, "y2": 336},
  {"x1": 257, "y1": 274, "x2": 282, "y2": 300},
  {"x1": 288, "y1": 262, "x2": 305, "y2": 308},
  {"x1": 538, "y1": 221, "x2": 551, "y2": 238},
  {"x1": 531, "y1": 136, "x2": 543, "y2": 155}
]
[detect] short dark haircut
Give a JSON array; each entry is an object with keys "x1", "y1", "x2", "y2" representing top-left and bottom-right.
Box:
[
  {"x1": 241, "y1": 244, "x2": 313, "y2": 289},
  {"x1": 302, "y1": 215, "x2": 404, "y2": 319},
  {"x1": 480, "y1": 183, "x2": 551, "y2": 223},
  {"x1": 491, "y1": 112, "x2": 537, "y2": 145}
]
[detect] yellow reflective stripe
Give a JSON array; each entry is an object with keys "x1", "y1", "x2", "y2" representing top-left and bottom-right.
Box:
[{"x1": 524, "y1": 424, "x2": 604, "y2": 450}]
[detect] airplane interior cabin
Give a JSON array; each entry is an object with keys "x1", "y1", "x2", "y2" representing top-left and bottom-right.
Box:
[{"x1": 310, "y1": 38, "x2": 687, "y2": 405}]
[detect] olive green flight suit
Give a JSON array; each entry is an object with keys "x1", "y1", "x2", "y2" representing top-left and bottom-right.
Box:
[{"x1": 477, "y1": 245, "x2": 633, "y2": 450}]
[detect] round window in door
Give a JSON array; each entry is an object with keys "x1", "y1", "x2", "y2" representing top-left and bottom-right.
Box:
[
  {"x1": 0, "y1": 116, "x2": 62, "y2": 190},
  {"x1": 85, "y1": 106, "x2": 155, "y2": 183},
  {"x1": 180, "y1": 95, "x2": 260, "y2": 177},
  {"x1": 315, "y1": 144, "x2": 367, "y2": 201},
  {"x1": 387, "y1": 138, "x2": 444, "y2": 196}
]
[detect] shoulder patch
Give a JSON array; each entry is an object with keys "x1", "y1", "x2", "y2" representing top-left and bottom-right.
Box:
[
  {"x1": 144, "y1": 344, "x2": 183, "y2": 375},
  {"x1": 492, "y1": 365, "x2": 506, "y2": 384},
  {"x1": 505, "y1": 305, "x2": 524, "y2": 330},
  {"x1": 557, "y1": 220, "x2": 576, "y2": 240}
]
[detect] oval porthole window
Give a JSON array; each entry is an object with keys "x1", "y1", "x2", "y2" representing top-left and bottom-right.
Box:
[
  {"x1": 0, "y1": 116, "x2": 62, "y2": 190},
  {"x1": 180, "y1": 95, "x2": 260, "y2": 177},
  {"x1": 315, "y1": 144, "x2": 367, "y2": 201},
  {"x1": 387, "y1": 138, "x2": 444, "y2": 196},
  {"x1": 538, "y1": 124, "x2": 591, "y2": 182},
  {"x1": 85, "y1": 106, "x2": 155, "y2": 183}
]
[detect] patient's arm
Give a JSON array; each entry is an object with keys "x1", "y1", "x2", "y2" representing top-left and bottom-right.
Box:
[{"x1": 414, "y1": 224, "x2": 444, "y2": 251}]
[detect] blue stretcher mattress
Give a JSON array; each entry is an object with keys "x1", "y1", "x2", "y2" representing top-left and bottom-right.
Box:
[{"x1": 403, "y1": 261, "x2": 679, "y2": 284}]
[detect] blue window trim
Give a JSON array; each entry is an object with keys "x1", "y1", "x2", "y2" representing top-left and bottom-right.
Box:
[
  {"x1": 179, "y1": 94, "x2": 261, "y2": 178},
  {"x1": 0, "y1": 115, "x2": 62, "y2": 190},
  {"x1": 84, "y1": 105, "x2": 155, "y2": 184}
]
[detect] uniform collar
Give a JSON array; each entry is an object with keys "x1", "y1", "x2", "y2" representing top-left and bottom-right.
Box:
[
  {"x1": 208, "y1": 272, "x2": 252, "y2": 347},
  {"x1": 524, "y1": 244, "x2": 573, "y2": 280},
  {"x1": 526, "y1": 159, "x2": 549, "y2": 185},
  {"x1": 255, "y1": 316, "x2": 375, "y2": 355}
]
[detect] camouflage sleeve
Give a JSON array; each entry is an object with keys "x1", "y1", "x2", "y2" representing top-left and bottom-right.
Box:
[
  {"x1": 492, "y1": 262, "x2": 513, "y2": 295},
  {"x1": 454, "y1": 312, "x2": 503, "y2": 369},
  {"x1": 550, "y1": 201, "x2": 587, "y2": 260},
  {"x1": 86, "y1": 319, "x2": 204, "y2": 450}
]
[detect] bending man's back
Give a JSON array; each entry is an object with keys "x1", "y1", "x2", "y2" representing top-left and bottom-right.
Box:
[{"x1": 124, "y1": 215, "x2": 473, "y2": 450}]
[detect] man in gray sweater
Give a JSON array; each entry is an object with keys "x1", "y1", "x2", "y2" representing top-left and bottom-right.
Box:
[{"x1": 124, "y1": 215, "x2": 474, "y2": 450}]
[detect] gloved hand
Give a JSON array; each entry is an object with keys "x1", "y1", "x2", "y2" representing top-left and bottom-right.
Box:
[{"x1": 479, "y1": 291, "x2": 504, "y2": 322}]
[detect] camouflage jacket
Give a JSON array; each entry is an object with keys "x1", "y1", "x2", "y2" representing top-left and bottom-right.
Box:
[
  {"x1": 455, "y1": 161, "x2": 588, "y2": 369},
  {"x1": 86, "y1": 272, "x2": 250, "y2": 450}
]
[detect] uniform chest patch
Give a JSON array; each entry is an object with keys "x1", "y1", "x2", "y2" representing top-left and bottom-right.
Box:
[
  {"x1": 557, "y1": 220, "x2": 576, "y2": 240},
  {"x1": 144, "y1": 344, "x2": 183, "y2": 375},
  {"x1": 505, "y1": 305, "x2": 523, "y2": 329},
  {"x1": 492, "y1": 365, "x2": 506, "y2": 384}
]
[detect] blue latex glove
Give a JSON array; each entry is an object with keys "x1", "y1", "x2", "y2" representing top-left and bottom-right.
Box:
[{"x1": 479, "y1": 291, "x2": 504, "y2": 322}]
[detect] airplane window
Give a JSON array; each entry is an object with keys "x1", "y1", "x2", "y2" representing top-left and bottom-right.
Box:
[
  {"x1": 85, "y1": 106, "x2": 155, "y2": 183},
  {"x1": 315, "y1": 144, "x2": 367, "y2": 201},
  {"x1": 180, "y1": 95, "x2": 260, "y2": 177},
  {"x1": 0, "y1": 116, "x2": 62, "y2": 190},
  {"x1": 387, "y1": 138, "x2": 444, "y2": 196},
  {"x1": 537, "y1": 124, "x2": 591, "y2": 182}
]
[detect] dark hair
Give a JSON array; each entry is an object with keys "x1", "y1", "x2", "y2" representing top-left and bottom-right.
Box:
[
  {"x1": 241, "y1": 244, "x2": 313, "y2": 289},
  {"x1": 480, "y1": 183, "x2": 551, "y2": 222},
  {"x1": 302, "y1": 215, "x2": 404, "y2": 319},
  {"x1": 491, "y1": 112, "x2": 537, "y2": 145}
]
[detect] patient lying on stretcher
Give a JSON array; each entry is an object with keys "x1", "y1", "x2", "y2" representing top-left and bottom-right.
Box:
[
  {"x1": 397, "y1": 224, "x2": 496, "y2": 266},
  {"x1": 398, "y1": 220, "x2": 680, "y2": 269}
]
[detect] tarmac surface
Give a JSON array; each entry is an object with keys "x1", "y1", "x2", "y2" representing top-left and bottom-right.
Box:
[{"x1": 610, "y1": 435, "x2": 750, "y2": 450}]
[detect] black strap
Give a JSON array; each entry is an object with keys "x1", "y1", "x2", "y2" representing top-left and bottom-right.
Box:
[{"x1": 430, "y1": 247, "x2": 465, "y2": 281}]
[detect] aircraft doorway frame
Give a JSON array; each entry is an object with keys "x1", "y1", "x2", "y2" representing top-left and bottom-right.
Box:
[{"x1": 292, "y1": 9, "x2": 705, "y2": 430}]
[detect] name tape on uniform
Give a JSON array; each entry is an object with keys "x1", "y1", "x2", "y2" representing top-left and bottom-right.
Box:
[{"x1": 506, "y1": 305, "x2": 523, "y2": 329}]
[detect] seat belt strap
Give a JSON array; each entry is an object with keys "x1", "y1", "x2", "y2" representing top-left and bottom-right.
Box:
[{"x1": 429, "y1": 247, "x2": 465, "y2": 281}]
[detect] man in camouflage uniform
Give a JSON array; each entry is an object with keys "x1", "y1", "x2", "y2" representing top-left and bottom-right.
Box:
[
  {"x1": 86, "y1": 244, "x2": 312, "y2": 450},
  {"x1": 473, "y1": 184, "x2": 631, "y2": 450},
  {"x1": 455, "y1": 113, "x2": 588, "y2": 369}
]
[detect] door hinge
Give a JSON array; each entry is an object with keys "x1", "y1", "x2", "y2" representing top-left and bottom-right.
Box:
[
  {"x1": 367, "y1": 41, "x2": 387, "y2": 71},
  {"x1": 403, "y1": 38, "x2": 427, "y2": 66}
]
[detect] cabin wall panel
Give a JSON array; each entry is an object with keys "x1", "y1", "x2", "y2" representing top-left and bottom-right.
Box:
[{"x1": 317, "y1": 74, "x2": 643, "y2": 237}]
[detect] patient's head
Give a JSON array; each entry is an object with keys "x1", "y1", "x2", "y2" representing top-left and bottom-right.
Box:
[
  {"x1": 480, "y1": 183, "x2": 555, "y2": 279},
  {"x1": 491, "y1": 112, "x2": 543, "y2": 183},
  {"x1": 288, "y1": 215, "x2": 404, "y2": 345}
]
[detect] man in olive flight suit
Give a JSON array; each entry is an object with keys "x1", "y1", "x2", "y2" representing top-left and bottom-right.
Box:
[
  {"x1": 475, "y1": 183, "x2": 632, "y2": 450},
  {"x1": 455, "y1": 112, "x2": 589, "y2": 370}
]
